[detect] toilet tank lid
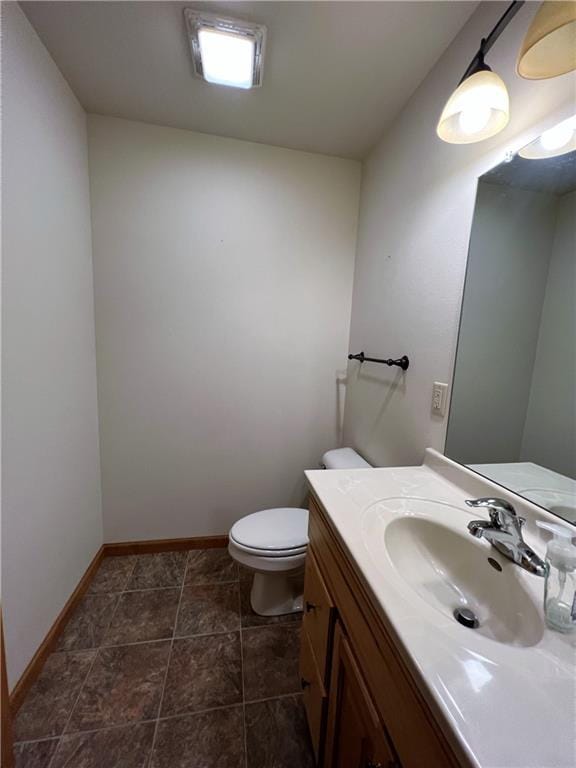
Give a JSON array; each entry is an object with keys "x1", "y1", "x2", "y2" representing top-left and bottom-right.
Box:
[
  {"x1": 322, "y1": 447, "x2": 372, "y2": 469},
  {"x1": 230, "y1": 508, "x2": 309, "y2": 551}
]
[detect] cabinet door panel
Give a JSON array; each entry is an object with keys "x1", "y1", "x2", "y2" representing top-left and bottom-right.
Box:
[
  {"x1": 325, "y1": 622, "x2": 398, "y2": 768},
  {"x1": 299, "y1": 626, "x2": 327, "y2": 762},
  {"x1": 302, "y1": 550, "x2": 335, "y2": 684}
]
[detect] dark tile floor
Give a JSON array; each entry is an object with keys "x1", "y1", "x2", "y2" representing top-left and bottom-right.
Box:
[{"x1": 13, "y1": 549, "x2": 315, "y2": 768}]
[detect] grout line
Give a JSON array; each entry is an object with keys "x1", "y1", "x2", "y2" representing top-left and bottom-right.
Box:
[
  {"x1": 120, "y1": 558, "x2": 139, "y2": 591},
  {"x1": 155, "y1": 701, "x2": 244, "y2": 724},
  {"x1": 237, "y1": 584, "x2": 248, "y2": 768},
  {"x1": 145, "y1": 551, "x2": 189, "y2": 766},
  {"x1": 56, "y1": 702, "x2": 245, "y2": 740},
  {"x1": 181, "y1": 579, "x2": 239, "y2": 588},
  {"x1": 12, "y1": 735, "x2": 61, "y2": 747},
  {"x1": 51, "y1": 598, "x2": 260, "y2": 655},
  {"x1": 243, "y1": 690, "x2": 304, "y2": 707},
  {"x1": 116, "y1": 585, "x2": 187, "y2": 595},
  {"x1": 24, "y1": 694, "x2": 302, "y2": 745},
  {"x1": 45, "y1": 649, "x2": 99, "y2": 768}
]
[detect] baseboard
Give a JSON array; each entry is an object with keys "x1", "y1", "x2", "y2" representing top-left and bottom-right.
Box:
[
  {"x1": 103, "y1": 535, "x2": 228, "y2": 556},
  {"x1": 9, "y1": 545, "x2": 105, "y2": 714}
]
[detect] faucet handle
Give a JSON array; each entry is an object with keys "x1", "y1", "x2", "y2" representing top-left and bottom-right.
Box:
[
  {"x1": 465, "y1": 498, "x2": 523, "y2": 531},
  {"x1": 466, "y1": 497, "x2": 516, "y2": 512}
]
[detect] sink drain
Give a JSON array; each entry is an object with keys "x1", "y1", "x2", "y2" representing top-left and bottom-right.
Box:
[
  {"x1": 454, "y1": 607, "x2": 479, "y2": 629},
  {"x1": 487, "y1": 557, "x2": 503, "y2": 572}
]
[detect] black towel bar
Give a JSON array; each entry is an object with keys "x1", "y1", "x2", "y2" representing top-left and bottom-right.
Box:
[{"x1": 348, "y1": 352, "x2": 409, "y2": 371}]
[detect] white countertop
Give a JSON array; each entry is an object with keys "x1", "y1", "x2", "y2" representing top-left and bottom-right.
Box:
[{"x1": 305, "y1": 450, "x2": 576, "y2": 768}]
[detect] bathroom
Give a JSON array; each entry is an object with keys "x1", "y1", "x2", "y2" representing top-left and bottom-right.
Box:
[{"x1": 1, "y1": 1, "x2": 575, "y2": 766}]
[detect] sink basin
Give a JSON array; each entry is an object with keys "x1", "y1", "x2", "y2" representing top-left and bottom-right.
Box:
[{"x1": 362, "y1": 498, "x2": 544, "y2": 647}]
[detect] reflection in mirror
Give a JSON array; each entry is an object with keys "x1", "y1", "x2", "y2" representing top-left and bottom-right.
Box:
[{"x1": 446, "y1": 123, "x2": 576, "y2": 525}]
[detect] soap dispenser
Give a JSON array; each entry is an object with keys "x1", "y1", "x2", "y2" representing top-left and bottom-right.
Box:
[{"x1": 536, "y1": 520, "x2": 576, "y2": 634}]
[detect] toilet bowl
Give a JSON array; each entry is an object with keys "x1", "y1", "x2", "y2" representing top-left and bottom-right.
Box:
[{"x1": 228, "y1": 447, "x2": 371, "y2": 616}]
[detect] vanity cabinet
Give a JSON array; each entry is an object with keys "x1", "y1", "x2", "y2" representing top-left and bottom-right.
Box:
[
  {"x1": 299, "y1": 495, "x2": 465, "y2": 768},
  {"x1": 324, "y1": 622, "x2": 398, "y2": 768}
]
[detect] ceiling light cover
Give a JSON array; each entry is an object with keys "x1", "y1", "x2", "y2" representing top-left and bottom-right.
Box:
[
  {"x1": 437, "y1": 69, "x2": 510, "y2": 144},
  {"x1": 184, "y1": 9, "x2": 266, "y2": 89},
  {"x1": 518, "y1": 116, "x2": 576, "y2": 159},
  {"x1": 517, "y1": 1, "x2": 576, "y2": 80}
]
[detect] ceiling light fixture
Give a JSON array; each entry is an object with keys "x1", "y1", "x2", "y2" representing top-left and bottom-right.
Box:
[
  {"x1": 518, "y1": 115, "x2": 576, "y2": 159},
  {"x1": 517, "y1": 1, "x2": 576, "y2": 79},
  {"x1": 184, "y1": 9, "x2": 266, "y2": 89},
  {"x1": 437, "y1": 1, "x2": 525, "y2": 144}
]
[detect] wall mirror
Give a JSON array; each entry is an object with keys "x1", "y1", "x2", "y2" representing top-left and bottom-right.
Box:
[{"x1": 446, "y1": 120, "x2": 576, "y2": 525}]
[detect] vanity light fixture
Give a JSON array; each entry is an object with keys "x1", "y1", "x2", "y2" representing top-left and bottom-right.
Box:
[
  {"x1": 517, "y1": 1, "x2": 576, "y2": 79},
  {"x1": 184, "y1": 9, "x2": 266, "y2": 89},
  {"x1": 518, "y1": 115, "x2": 576, "y2": 159},
  {"x1": 437, "y1": 1, "x2": 525, "y2": 145}
]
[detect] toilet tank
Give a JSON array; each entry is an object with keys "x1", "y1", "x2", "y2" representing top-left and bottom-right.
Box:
[{"x1": 321, "y1": 447, "x2": 371, "y2": 470}]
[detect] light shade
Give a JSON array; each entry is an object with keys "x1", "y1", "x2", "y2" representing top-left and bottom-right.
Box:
[
  {"x1": 198, "y1": 29, "x2": 255, "y2": 89},
  {"x1": 437, "y1": 69, "x2": 510, "y2": 144},
  {"x1": 518, "y1": 115, "x2": 576, "y2": 159},
  {"x1": 184, "y1": 9, "x2": 266, "y2": 89},
  {"x1": 517, "y1": 1, "x2": 576, "y2": 79}
]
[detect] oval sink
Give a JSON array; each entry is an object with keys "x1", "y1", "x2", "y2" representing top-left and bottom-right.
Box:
[{"x1": 362, "y1": 498, "x2": 544, "y2": 647}]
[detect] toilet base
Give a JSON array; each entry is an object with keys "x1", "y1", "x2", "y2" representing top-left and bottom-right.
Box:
[{"x1": 250, "y1": 571, "x2": 304, "y2": 616}]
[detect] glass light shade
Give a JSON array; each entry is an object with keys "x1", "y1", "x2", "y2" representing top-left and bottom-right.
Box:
[
  {"x1": 184, "y1": 10, "x2": 266, "y2": 89},
  {"x1": 198, "y1": 29, "x2": 255, "y2": 89},
  {"x1": 437, "y1": 70, "x2": 510, "y2": 144},
  {"x1": 518, "y1": 116, "x2": 576, "y2": 159},
  {"x1": 517, "y1": 1, "x2": 576, "y2": 79}
]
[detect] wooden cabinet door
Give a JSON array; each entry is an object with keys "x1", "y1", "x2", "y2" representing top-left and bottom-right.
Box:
[
  {"x1": 299, "y1": 625, "x2": 327, "y2": 762},
  {"x1": 302, "y1": 549, "x2": 335, "y2": 685},
  {"x1": 324, "y1": 622, "x2": 399, "y2": 768}
]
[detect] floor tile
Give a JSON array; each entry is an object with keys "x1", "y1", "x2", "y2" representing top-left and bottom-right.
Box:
[
  {"x1": 245, "y1": 695, "x2": 314, "y2": 768},
  {"x1": 161, "y1": 633, "x2": 242, "y2": 717},
  {"x1": 240, "y1": 581, "x2": 302, "y2": 629},
  {"x1": 103, "y1": 589, "x2": 180, "y2": 645},
  {"x1": 88, "y1": 557, "x2": 135, "y2": 594},
  {"x1": 51, "y1": 722, "x2": 155, "y2": 768},
  {"x1": 242, "y1": 625, "x2": 301, "y2": 702},
  {"x1": 151, "y1": 707, "x2": 244, "y2": 768},
  {"x1": 238, "y1": 565, "x2": 253, "y2": 583},
  {"x1": 185, "y1": 549, "x2": 237, "y2": 585},
  {"x1": 176, "y1": 584, "x2": 240, "y2": 637},
  {"x1": 66, "y1": 641, "x2": 170, "y2": 732},
  {"x1": 14, "y1": 651, "x2": 95, "y2": 741},
  {"x1": 13, "y1": 738, "x2": 59, "y2": 768},
  {"x1": 55, "y1": 593, "x2": 119, "y2": 651},
  {"x1": 126, "y1": 552, "x2": 187, "y2": 590}
]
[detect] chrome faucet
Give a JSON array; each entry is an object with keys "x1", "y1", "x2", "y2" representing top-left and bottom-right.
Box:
[{"x1": 466, "y1": 497, "x2": 547, "y2": 577}]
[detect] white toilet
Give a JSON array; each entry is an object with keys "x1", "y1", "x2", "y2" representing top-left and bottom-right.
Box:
[{"x1": 228, "y1": 447, "x2": 371, "y2": 616}]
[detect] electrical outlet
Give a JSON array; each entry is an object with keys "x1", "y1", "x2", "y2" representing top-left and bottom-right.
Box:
[{"x1": 432, "y1": 382, "x2": 448, "y2": 416}]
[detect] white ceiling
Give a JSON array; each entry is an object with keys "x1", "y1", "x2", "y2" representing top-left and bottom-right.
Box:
[{"x1": 21, "y1": 1, "x2": 478, "y2": 159}]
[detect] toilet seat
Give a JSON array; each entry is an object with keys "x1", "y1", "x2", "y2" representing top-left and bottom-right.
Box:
[
  {"x1": 229, "y1": 508, "x2": 308, "y2": 556},
  {"x1": 229, "y1": 536, "x2": 307, "y2": 558}
]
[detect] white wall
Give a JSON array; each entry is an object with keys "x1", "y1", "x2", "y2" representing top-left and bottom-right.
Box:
[
  {"x1": 1, "y1": 4, "x2": 102, "y2": 687},
  {"x1": 342, "y1": 1, "x2": 575, "y2": 468},
  {"x1": 522, "y1": 190, "x2": 576, "y2": 476},
  {"x1": 446, "y1": 183, "x2": 557, "y2": 464},
  {"x1": 88, "y1": 116, "x2": 360, "y2": 542}
]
